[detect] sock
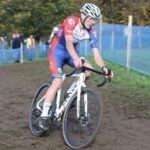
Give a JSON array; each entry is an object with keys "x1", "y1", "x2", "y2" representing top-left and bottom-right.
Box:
[{"x1": 41, "y1": 101, "x2": 51, "y2": 117}]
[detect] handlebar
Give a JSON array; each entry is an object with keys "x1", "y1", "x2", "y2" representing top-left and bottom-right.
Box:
[
  {"x1": 65, "y1": 66, "x2": 111, "y2": 87},
  {"x1": 65, "y1": 68, "x2": 78, "y2": 77}
]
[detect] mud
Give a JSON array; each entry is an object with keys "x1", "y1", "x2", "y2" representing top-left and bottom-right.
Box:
[{"x1": 0, "y1": 61, "x2": 150, "y2": 150}]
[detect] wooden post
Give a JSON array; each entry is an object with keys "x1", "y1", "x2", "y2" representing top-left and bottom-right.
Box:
[
  {"x1": 126, "y1": 15, "x2": 132, "y2": 71},
  {"x1": 99, "y1": 15, "x2": 102, "y2": 53},
  {"x1": 20, "y1": 43, "x2": 23, "y2": 63}
]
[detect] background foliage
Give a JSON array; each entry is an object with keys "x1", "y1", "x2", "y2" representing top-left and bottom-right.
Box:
[{"x1": 0, "y1": 0, "x2": 150, "y2": 38}]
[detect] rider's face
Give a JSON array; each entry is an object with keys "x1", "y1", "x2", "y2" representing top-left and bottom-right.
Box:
[{"x1": 81, "y1": 13, "x2": 97, "y2": 29}]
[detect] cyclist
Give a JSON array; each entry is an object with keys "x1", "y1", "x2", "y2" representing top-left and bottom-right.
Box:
[
  {"x1": 39, "y1": 3, "x2": 113, "y2": 131},
  {"x1": 48, "y1": 26, "x2": 59, "y2": 44}
]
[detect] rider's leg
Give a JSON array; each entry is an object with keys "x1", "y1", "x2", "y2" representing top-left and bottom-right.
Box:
[
  {"x1": 41, "y1": 78, "x2": 63, "y2": 117},
  {"x1": 40, "y1": 41, "x2": 64, "y2": 118},
  {"x1": 39, "y1": 39, "x2": 66, "y2": 131},
  {"x1": 39, "y1": 77, "x2": 63, "y2": 131}
]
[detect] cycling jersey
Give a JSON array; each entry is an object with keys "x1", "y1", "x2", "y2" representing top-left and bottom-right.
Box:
[{"x1": 49, "y1": 16, "x2": 99, "y2": 79}]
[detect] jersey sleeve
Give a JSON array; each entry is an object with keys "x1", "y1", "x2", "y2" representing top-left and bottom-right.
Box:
[
  {"x1": 88, "y1": 29, "x2": 99, "y2": 49},
  {"x1": 61, "y1": 16, "x2": 78, "y2": 36}
]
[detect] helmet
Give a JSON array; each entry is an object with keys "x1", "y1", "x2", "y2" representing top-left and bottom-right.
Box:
[
  {"x1": 53, "y1": 27, "x2": 59, "y2": 32},
  {"x1": 80, "y1": 3, "x2": 101, "y2": 20}
]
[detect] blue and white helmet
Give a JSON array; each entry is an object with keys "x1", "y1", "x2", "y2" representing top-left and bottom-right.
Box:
[{"x1": 80, "y1": 3, "x2": 101, "y2": 20}]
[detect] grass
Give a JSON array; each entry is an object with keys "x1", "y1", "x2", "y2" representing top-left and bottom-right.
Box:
[
  {"x1": 88, "y1": 56, "x2": 150, "y2": 90},
  {"x1": 86, "y1": 57, "x2": 150, "y2": 119}
]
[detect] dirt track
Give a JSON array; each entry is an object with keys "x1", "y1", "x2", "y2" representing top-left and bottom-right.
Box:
[{"x1": 0, "y1": 61, "x2": 150, "y2": 150}]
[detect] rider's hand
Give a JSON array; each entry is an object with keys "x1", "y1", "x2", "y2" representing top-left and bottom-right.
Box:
[
  {"x1": 74, "y1": 58, "x2": 82, "y2": 68},
  {"x1": 102, "y1": 66, "x2": 113, "y2": 78}
]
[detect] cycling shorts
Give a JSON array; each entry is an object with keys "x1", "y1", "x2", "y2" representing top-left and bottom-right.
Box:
[{"x1": 49, "y1": 41, "x2": 76, "y2": 80}]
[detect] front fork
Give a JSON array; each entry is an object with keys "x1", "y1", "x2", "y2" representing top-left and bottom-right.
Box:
[{"x1": 77, "y1": 76, "x2": 88, "y2": 119}]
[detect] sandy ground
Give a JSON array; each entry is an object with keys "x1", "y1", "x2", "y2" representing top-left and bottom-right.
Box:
[{"x1": 0, "y1": 61, "x2": 150, "y2": 150}]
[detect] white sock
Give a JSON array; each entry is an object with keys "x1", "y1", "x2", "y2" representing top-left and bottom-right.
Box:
[{"x1": 41, "y1": 101, "x2": 51, "y2": 117}]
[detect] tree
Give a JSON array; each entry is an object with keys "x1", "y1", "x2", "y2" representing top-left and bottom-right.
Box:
[{"x1": 0, "y1": 0, "x2": 150, "y2": 39}]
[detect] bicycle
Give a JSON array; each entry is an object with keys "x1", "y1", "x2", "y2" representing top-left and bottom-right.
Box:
[{"x1": 29, "y1": 62, "x2": 111, "y2": 149}]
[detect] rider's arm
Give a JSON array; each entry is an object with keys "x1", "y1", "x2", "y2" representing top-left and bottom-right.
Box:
[
  {"x1": 65, "y1": 35, "x2": 80, "y2": 61},
  {"x1": 93, "y1": 47, "x2": 113, "y2": 77},
  {"x1": 89, "y1": 30, "x2": 105, "y2": 68},
  {"x1": 48, "y1": 32, "x2": 54, "y2": 43},
  {"x1": 92, "y1": 48, "x2": 105, "y2": 68},
  {"x1": 65, "y1": 35, "x2": 81, "y2": 68},
  {"x1": 89, "y1": 29, "x2": 113, "y2": 76}
]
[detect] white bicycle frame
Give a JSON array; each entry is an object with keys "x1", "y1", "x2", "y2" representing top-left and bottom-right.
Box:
[{"x1": 37, "y1": 71, "x2": 88, "y2": 120}]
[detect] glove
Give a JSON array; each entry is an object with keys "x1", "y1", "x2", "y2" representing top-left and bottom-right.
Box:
[{"x1": 102, "y1": 66, "x2": 112, "y2": 77}]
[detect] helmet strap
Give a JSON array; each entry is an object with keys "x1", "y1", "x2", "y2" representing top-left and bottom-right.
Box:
[{"x1": 80, "y1": 16, "x2": 90, "y2": 30}]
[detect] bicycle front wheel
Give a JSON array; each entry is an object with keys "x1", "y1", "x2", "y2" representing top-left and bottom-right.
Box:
[
  {"x1": 62, "y1": 88, "x2": 103, "y2": 149},
  {"x1": 29, "y1": 82, "x2": 50, "y2": 136}
]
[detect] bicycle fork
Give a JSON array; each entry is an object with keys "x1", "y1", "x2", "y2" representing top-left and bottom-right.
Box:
[{"x1": 77, "y1": 74, "x2": 88, "y2": 119}]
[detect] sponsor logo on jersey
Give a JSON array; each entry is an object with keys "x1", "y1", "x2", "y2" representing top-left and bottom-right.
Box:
[{"x1": 68, "y1": 18, "x2": 75, "y2": 26}]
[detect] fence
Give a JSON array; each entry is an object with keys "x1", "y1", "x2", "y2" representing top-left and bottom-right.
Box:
[
  {"x1": 0, "y1": 24, "x2": 150, "y2": 75},
  {"x1": 80, "y1": 23, "x2": 150, "y2": 75},
  {"x1": 0, "y1": 44, "x2": 50, "y2": 64}
]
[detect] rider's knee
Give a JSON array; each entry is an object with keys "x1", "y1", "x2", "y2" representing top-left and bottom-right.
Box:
[{"x1": 51, "y1": 78, "x2": 62, "y2": 90}]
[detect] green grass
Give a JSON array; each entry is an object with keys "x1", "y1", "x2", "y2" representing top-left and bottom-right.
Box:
[
  {"x1": 85, "y1": 57, "x2": 150, "y2": 119},
  {"x1": 88, "y1": 56, "x2": 150, "y2": 90}
]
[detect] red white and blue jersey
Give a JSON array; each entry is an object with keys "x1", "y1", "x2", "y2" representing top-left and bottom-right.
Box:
[
  {"x1": 49, "y1": 16, "x2": 98, "y2": 79},
  {"x1": 58, "y1": 16, "x2": 98, "y2": 48}
]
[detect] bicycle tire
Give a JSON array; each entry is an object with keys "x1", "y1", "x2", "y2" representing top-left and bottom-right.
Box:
[
  {"x1": 29, "y1": 82, "x2": 51, "y2": 136},
  {"x1": 62, "y1": 88, "x2": 103, "y2": 149}
]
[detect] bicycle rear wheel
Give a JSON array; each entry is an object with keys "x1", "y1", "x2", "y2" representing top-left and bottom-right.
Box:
[
  {"x1": 62, "y1": 88, "x2": 103, "y2": 149},
  {"x1": 29, "y1": 82, "x2": 50, "y2": 136}
]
